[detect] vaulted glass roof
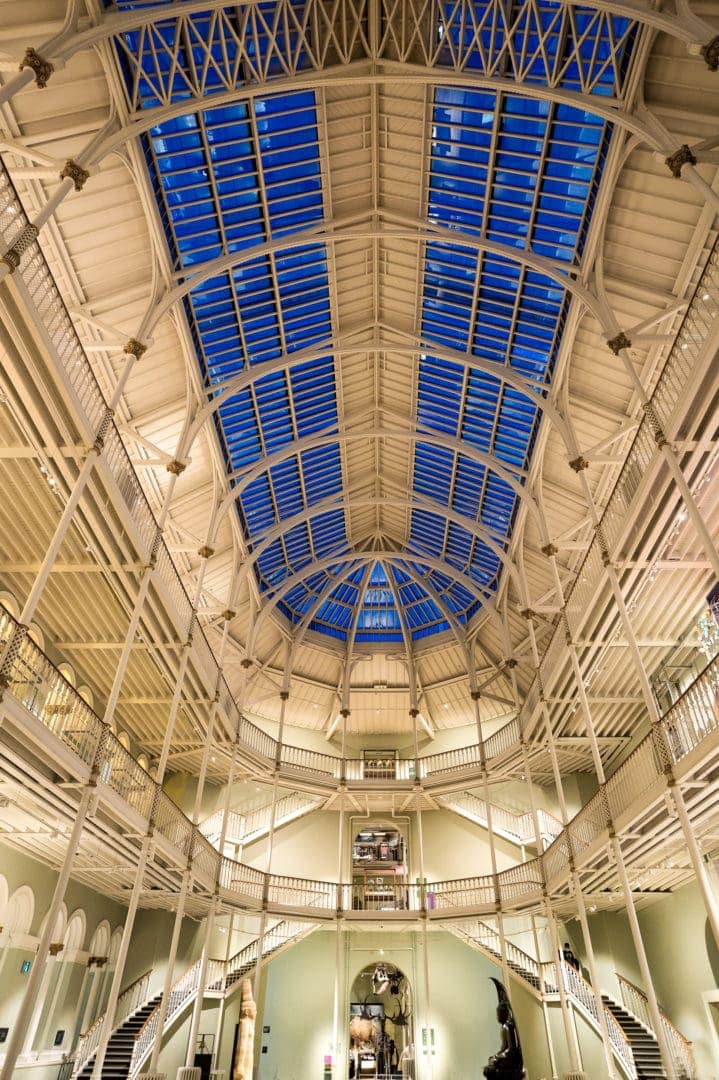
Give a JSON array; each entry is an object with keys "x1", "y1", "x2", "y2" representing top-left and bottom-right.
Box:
[{"x1": 111, "y1": 0, "x2": 637, "y2": 647}]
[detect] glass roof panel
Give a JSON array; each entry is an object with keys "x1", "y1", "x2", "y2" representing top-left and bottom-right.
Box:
[{"x1": 110, "y1": 1, "x2": 636, "y2": 645}]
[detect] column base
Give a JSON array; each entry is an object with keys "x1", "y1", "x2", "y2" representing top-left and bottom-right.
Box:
[
  {"x1": 176, "y1": 1070, "x2": 201, "y2": 1080},
  {"x1": 138, "y1": 1074, "x2": 167, "y2": 1079},
  {"x1": 563, "y1": 1073, "x2": 588, "y2": 1080}
]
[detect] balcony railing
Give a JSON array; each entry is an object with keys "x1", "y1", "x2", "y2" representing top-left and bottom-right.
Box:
[
  {"x1": 523, "y1": 237, "x2": 719, "y2": 734},
  {"x1": 6, "y1": 152, "x2": 717, "y2": 809},
  {"x1": 2, "y1": 606, "x2": 719, "y2": 922}
]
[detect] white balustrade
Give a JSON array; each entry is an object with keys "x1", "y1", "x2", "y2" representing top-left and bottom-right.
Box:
[
  {"x1": 3, "y1": 590, "x2": 719, "y2": 924},
  {"x1": 560, "y1": 963, "x2": 636, "y2": 1079},
  {"x1": 617, "y1": 973, "x2": 696, "y2": 1078},
  {"x1": 74, "y1": 969, "x2": 152, "y2": 1075}
]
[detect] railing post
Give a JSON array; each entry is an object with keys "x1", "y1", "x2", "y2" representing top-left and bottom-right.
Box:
[
  {"x1": 91, "y1": 784, "x2": 160, "y2": 1078},
  {"x1": 610, "y1": 831, "x2": 677, "y2": 1079},
  {"x1": 184, "y1": 893, "x2": 219, "y2": 1069},
  {"x1": 148, "y1": 863, "x2": 192, "y2": 1072},
  {"x1": 0, "y1": 725, "x2": 105, "y2": 1080}
]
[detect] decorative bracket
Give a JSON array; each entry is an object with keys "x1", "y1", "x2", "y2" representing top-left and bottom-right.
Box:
[
  {"x1": 665, "y1": 144, "x2": 698, "y2": 178},
  {"x1": 60, "y1": 160, "x2": 90, "y2": 191},
  {"x1": 19, "y1": 47, "x2": 54, "y2": 88},
  {"x1": 606, "y1": 331, "x2": 631, "y2": 355}
]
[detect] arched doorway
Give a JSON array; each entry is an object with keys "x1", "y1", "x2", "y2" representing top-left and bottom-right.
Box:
[{"x1": 348, "y1": 961, "x2": 413, "y2": 1078}]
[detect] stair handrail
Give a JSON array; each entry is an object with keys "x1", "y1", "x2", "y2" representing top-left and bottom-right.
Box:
[
  {"x1": 130, "y1": 923, "x2": 315, "y2": 1075},
  {"x1": 559, "y1": 962, "x2": 636, "y2": 1079},
  {"x1": 73, "y1": 967, "x2": 153, "y2": 1075},
  {"x1": 4, "y1": 592, "x2": 719, "y2": 922},
  {"x1": 616, "y1": 972, "x2": 696, "y2": 1078},
  {"x1": 443, "y1": 792, "x2": 562, "y2": 848},
  {"x1": 129, "y1": 958, "x2": 203, "y2": 1075}
]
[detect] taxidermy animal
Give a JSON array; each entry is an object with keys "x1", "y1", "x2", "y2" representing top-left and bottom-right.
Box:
[{"x1": 233, "y1": 978, "x2": 257, "y2": 1080}]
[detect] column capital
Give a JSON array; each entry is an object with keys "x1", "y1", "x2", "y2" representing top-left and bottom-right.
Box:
[
  {"x1": 606, "y1": 330, "x2": 631, "y2": 355},
  {"x1": 665, "y1": 143, "x2": 698, "y2": 178},
  {"x1": 197, "y1": 544, "x2": 215, "y2": 559},
  {"x1": 60, "y1": 160, "x2": 91, "y2": 192},
  {"x1": 568, "y1": 455, "x2": 589, "y2": 473},
  {"x1": 222, "y1": 608, "x2": 236, "y2": 621},
  {"x1": 19, "y1": 47, "x2": 54, "y2": 87},
  {"x1": 540, "y1": 542, "x2": 558, "y2": 556},
  {"x1": 123, "y1": 337, "x2": 148, "y2": 360},
  {"x1": 702, "y1": 35, "x2": 719, "y2": 69},
  {"x1": 1, "y1": 222, "x2": 39, "y2": 274},
  {"x1": 166, "y1": 458, "x2": 187, "y2": 475}
]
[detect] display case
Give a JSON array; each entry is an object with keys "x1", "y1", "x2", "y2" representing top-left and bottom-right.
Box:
[
  {"x1": 351, "y1": 823, "x2": 408, "y2": 911},
  {"x1": 361, "y1": 749, "x2": 398, "y2": 780}
]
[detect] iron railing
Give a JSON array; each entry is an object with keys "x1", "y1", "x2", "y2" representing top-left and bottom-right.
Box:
[{"x1": 2, "y1": 596, "x2": 719, "y2": 918}]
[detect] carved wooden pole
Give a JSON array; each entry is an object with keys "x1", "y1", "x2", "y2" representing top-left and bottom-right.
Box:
[{"x1": 232, "y1": 978, "x2": 257, "y2": 1080}]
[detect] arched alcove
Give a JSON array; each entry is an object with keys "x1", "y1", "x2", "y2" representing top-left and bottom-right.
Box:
[
  {"x1": 117, "y1": 731, "x2": 131, "y2": 751},
  {"x1": 39, "y1": 902, "x2": 67, "y2": 945},
  {"x1": 78, "y1": 685, "x2": 94, "y2": 708},
  {"x1": 0, "y1": 873, "x2": 9, "y2": 928},
  {"x1": 64, "y1": 908, "x2": 86, "y2": 952},
  {"x1": 88, "y1": 919, "x2": 111, "y2": 958},
  {"x1": 5, "y1": 885, "x2": 35, "y2": 936},
  {"x1": 108, "y1": 926, "x2": 122, "y2": 966},
  {"x1": 57, "y1": 662, "x2": 75, "y2": 686},
  {"x1": 348, "y1": 961, "x2": 414, "y2": 1078},
  {"x1": 0, "y1": 592, "x2": 19, "y2": 618}
]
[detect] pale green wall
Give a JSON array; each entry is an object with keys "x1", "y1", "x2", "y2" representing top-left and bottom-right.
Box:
[
  {"x1": 243, "y1": 810, "x2": 342, "y2": 880},
  {"x1": 0, "y1": 842, "x2": 203, "y2": 1076},
  {"x1": 419, "y1": 809, "x2": 519, "y2": 879},
  {"x1": 638, "y1": 879, "x2": 719, "y2": 1078},
  {"x1": 247, "y1": 926, "x2": 566, "y2": 1080}
]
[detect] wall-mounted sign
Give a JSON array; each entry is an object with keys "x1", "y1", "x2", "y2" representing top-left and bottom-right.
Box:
[
  {"x1": 54, "y1": 1030, "x2": 65, "y2": 1046},
  {"x1": 0, "y1": 1028, "x2": 8, "y2": 1043},
  {"x1": 20, "y1": 960, "x2": 31, "y2": 974}
]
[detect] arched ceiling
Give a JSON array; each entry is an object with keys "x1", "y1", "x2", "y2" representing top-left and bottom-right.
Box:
[
  {"x1": 1, "y1": 0, "x2": 718, "y2": 747},
  {"x1": 106, "y1": 0, "x2": 640, "y2": 649}
]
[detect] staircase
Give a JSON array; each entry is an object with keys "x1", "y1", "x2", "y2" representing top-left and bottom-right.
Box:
[
  {"x1": 439, "y1": 791, "x2": 562, "y2": 850},
  {"x1": 449, "y1": 919, "x2": 554, "y2": 995},
  {"x1": 75, "y1": 993, "x2": 162, "y2": 1079},
  {"x1": 200, "y1": 791, "x2": 323, "y2": 850},
  {"x1": 602, "y1": 995, "x2": 665, "y2": 1078},
  {"x1": 128, "y1": 920, "x2": 317, "y2": 1076}
]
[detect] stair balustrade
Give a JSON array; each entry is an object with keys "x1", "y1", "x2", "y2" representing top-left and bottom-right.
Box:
[
  {"x1": 616, "y1": 973, "x2": 696, "y2": 1078},
  {"x1": 559, "y1": 963, "x2": 636, "y2": 1079},
  {"x1": 200, "y1": 793, "x2": 322, "y2": 851},
  {"x1": 129, "y1": 922, "x2": 314, "y2": 1076},
  {"x1": 440, "y1": 791, "x2": 562, "y2": 848},
  {"x1": 450, "y1": 923, "x2": 637, "y2": 1078},
  {"x1": 74, "y1": 969, "x2": 152, "y2": 1075},
  {"x1": 129, "y1": 961, "x2": 203, "y2": 1076}
]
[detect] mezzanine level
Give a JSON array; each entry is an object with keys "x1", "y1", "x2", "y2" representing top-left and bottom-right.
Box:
[
  {"x1": 1, "y1": 595, "x2": 718, "y2": 925},
  {"x1": 1, "y1": 158, "x2": 718, "y2": 793}
]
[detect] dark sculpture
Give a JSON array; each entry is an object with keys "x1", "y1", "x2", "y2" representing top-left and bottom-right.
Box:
[{"x1": 483, "y1": 978, "x2": 524, "y2": 1080}]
